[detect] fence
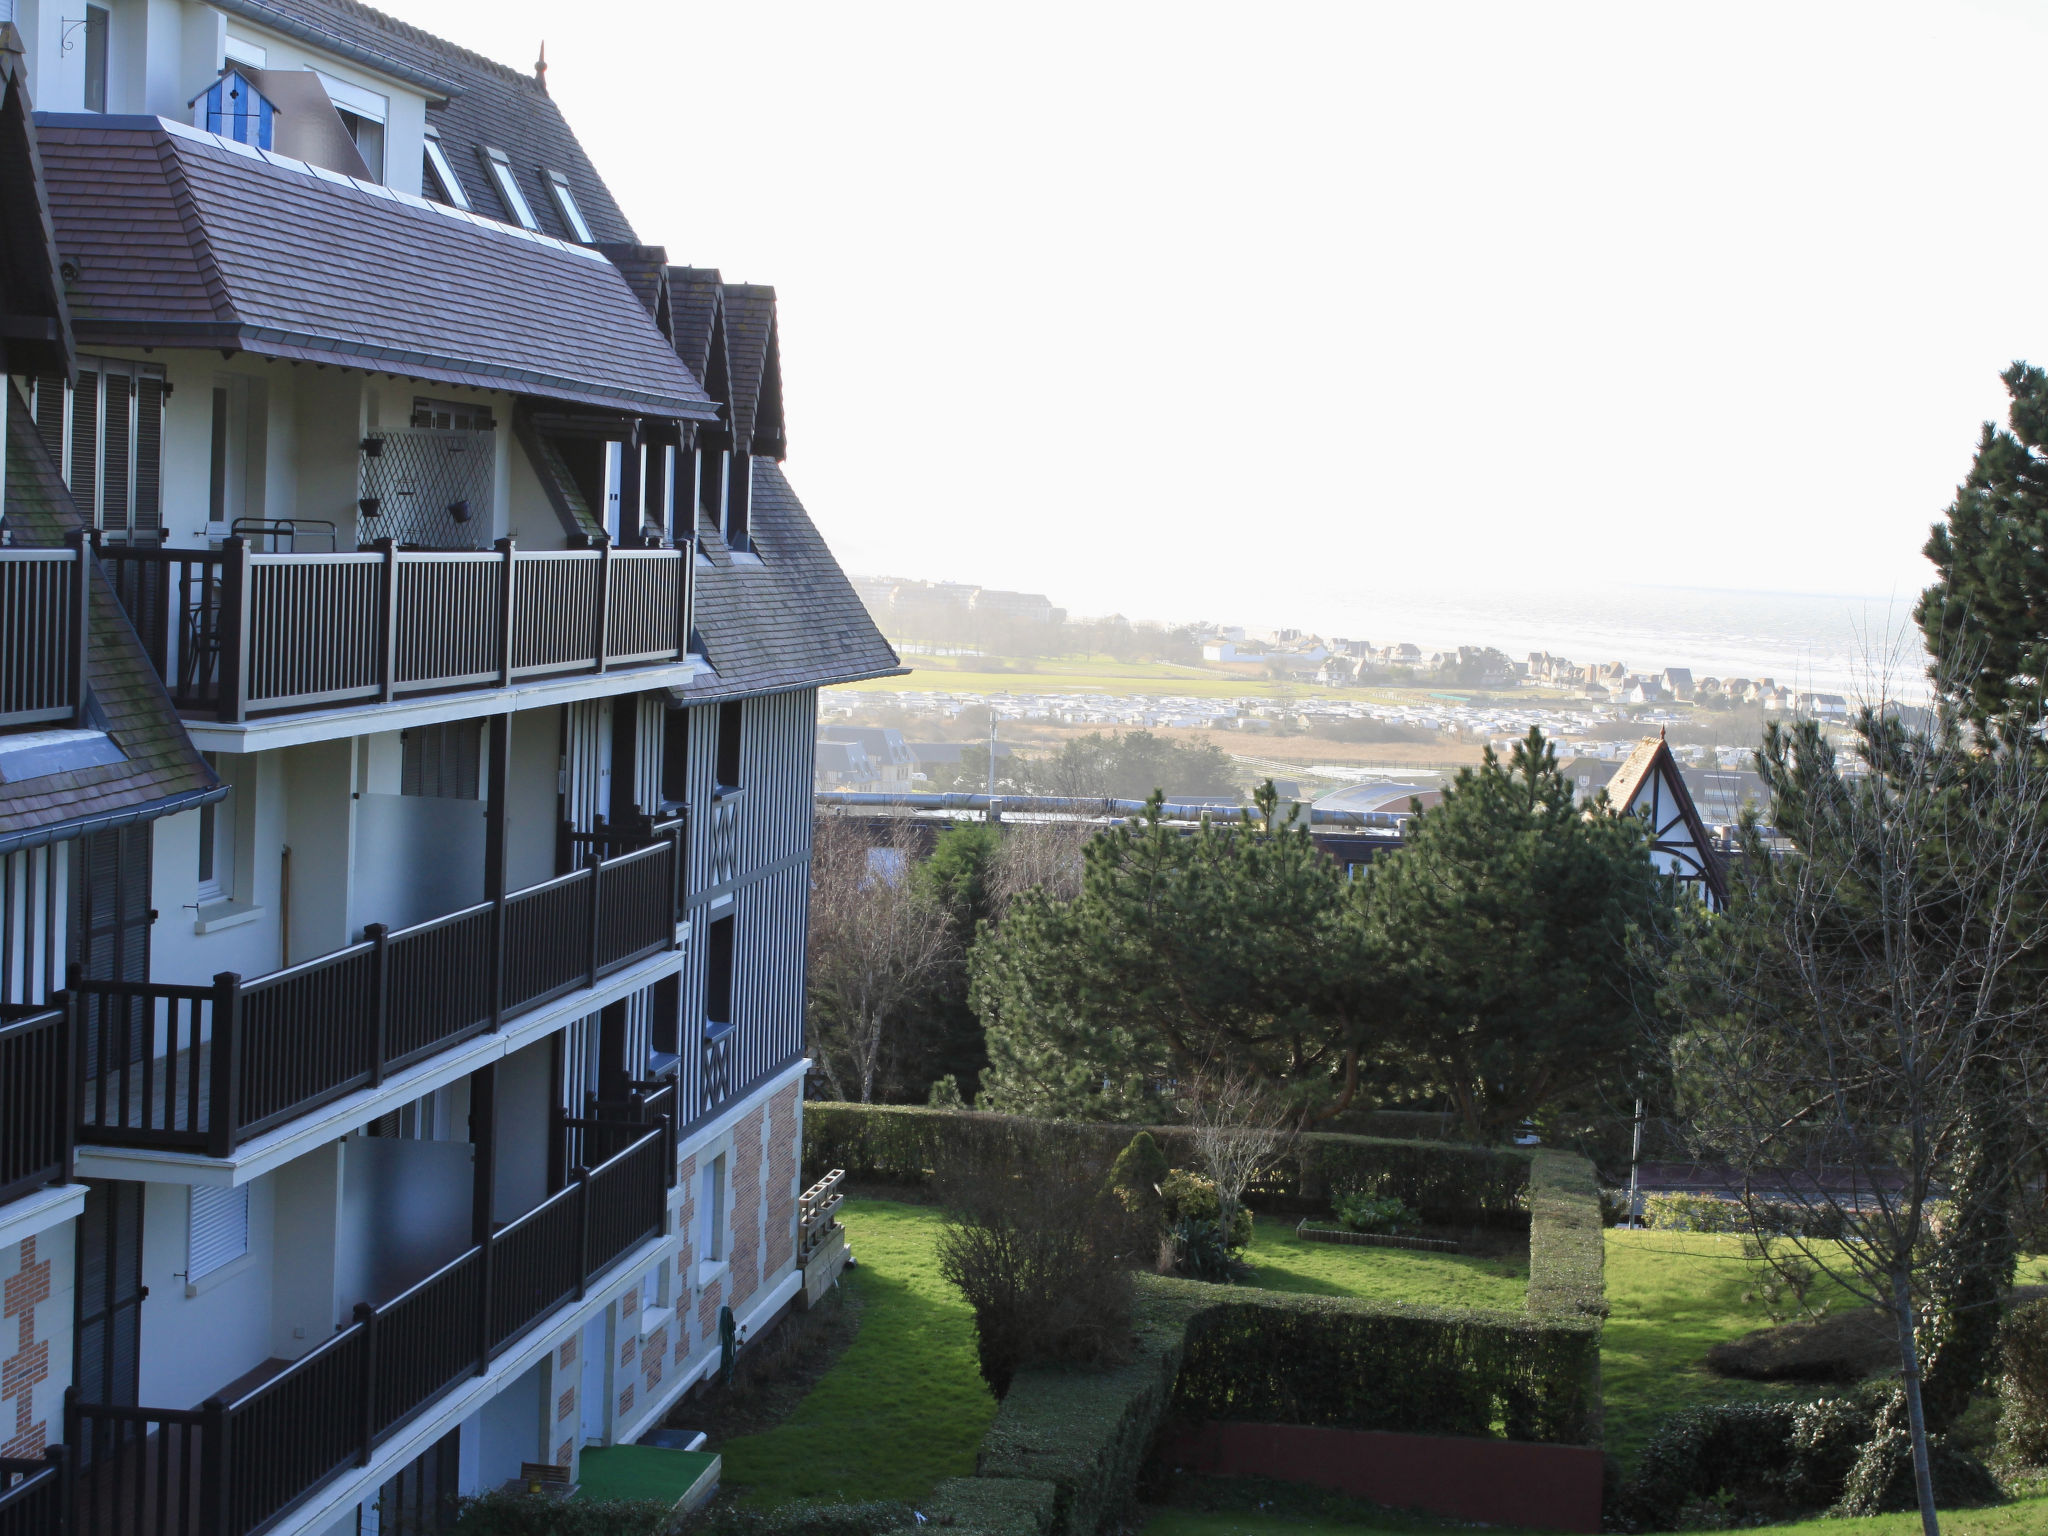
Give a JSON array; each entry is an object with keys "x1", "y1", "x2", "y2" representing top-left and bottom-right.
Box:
[
  {"x1": 67, "y1": 1127, "x2": 668, "y2": 1536},
  {"x1": 71, "y1": 838, "x2": 680, "y2": 1157},
  {"x1": 0, "y1": 542, "x2": 88, "y2": 730},
  {"x1": 95, "y1": 537, "x2": 689, "y2": 723}
]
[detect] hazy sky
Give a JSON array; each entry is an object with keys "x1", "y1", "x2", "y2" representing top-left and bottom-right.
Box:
[{"x1": 384, "y1": 1, "x2": 2048, "y2": 632}]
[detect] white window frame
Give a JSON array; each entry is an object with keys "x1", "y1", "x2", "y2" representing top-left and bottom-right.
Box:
[
  {"x1": 423, "y1": 129, "x2": 468, "y2": 209},
  {"x1": 187, "y1": 1184, "x2": 250, "y2": 1286},
  {"x1": 545, "y1": 169, "x2": 593, "y2": 242},
  {"x1": 223, "y1": 35, "x2": 267, "y2": 68},
  {"x1": 700, "y1": 1154, "x2": 727, "y2": 1263},
  {"x1": 481, "y1": 146, "x2": 538, "y2": 230}
]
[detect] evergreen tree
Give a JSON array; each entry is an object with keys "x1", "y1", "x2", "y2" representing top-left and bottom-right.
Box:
[{"x1": 1369, "y1": 728, "x2": 1673, "y2": 1142}]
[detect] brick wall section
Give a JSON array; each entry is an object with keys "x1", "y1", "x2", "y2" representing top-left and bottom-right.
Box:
[
  {"x1": 727, "y1": 1106, "x2": 763, "y2": 1311},
  {"x1": 675, "y1": 1155, "x2": 696, "y2": 1365},
  {"x1": 763, "y1": 1084, "x2": 797, "y2": 1282},
  {"x1": 0, "y1": 1238, "x2": 52, "y2": 1458}
]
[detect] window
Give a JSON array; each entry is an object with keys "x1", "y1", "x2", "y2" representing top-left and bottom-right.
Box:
[
  {"x1": 698, "y1": 448, "x2": 726, "y2": 535},
  {"x1": 660, "y1": 708, "x2": 689, "y2": 806},
  {"x1": 422, "y1": 130, "x2": 468, "y2": 209},
  {"x1": 726, "y1": 451, "x2": 752, "y2": 553},
  {"x1": 187, "y1": 1184, "x2": 249, "y2": 1284},
  {"x1": 32, "y1": 357, "x2": 168, "y2": 541},
  {"x1": 545, "y1": 169, "x2": 594, "y2": 242},
  {"x1": 82, "y1": 5, "x2": 109, "y2": 113},
  {"x1": 223, "y1": 35, "x2": 267, "y2": 68},
  {"x1": 196, "y1": 754, "x2": 234, "y2": 902},
  {"x1": 207, "y1": 375, "x2": 258, "y2": 531},
  {"x1": 715, "y1": 701, "x2": 742, "y2": 791},
  {"x1": 336, "y1": 110, "x2": 384, "y2": 181},
  {"x1": 480, "y1": 147, "x2": 538, "y2": 230},
  {"x1": 705, "y1": 914, "x2": 734, "y2": 1030},
  {"x1": 410, "y1": 397, "x2": 495, "y2": 432},
  {"x1": 401, "y1": 723, "x2": 481, "y2": 799},
  {"x1": 700, "y1": 1154, "x2": 727, "y2": 1263}
]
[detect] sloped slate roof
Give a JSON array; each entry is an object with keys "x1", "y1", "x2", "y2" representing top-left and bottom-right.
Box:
[
  {"x1": 0, "y1": 389, "x2": 219, "y2": 849},
  {"x1": 687, "y1": 460, "x2": 901, "y2": 703},
  {"x1": 210, "y1": 0, "x2": 635, "y2": 245},
  {"x1": 37, "y1": 116, "x2": 716, "y2": 420},
  {"x1": 723, "y1": 284, "x2": 779, "y2": 455},
  {"x1": 669, "y1": 268, "x2": 724, "y2": 388}
]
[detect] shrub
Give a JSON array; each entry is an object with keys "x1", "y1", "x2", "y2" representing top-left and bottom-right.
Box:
[
  {"x1": 1705, "y1": 1306, "x2": 1893, "y2": 1384},
  {"x1": 1103, "y1": 1132, "x2": 1169, "y2": 1231},
  {"x1": 1641, "y1": 1191, "x2": 1748, "y2": 1234},
  {"x1": 936, "y1": 1165, "x2": 1136, "y2": 1398},
  {"x1": 922, "y1": 1478, "x2": 1059, "y2": 1536},
  {"x1": 1333, "y1": 1191, "x2": 1416, "y2": 1234},
  {"x1": 928, "y1": 1075, "x2": 968, "y2": 1110},
  {"x1": 1525, "y1": 1150, "x2": 1606, "y2": 1323},
  {"x1": 2001, "y1": 1297, "x2": 2048, "y2": 1466},
  {"x1": 1158, "y1": 1169, "x2": 1251, "y2": 1248},
  {"x1": 803, "y1": 1105, "x2": 1531, "y2": 1227},
  {"x1": 685, "y1": 1503, "x2": 918, "y2": 1536},
  {"x1": 452, "y1": 1493, "x2": 672, "y2": 1536},
  {"x1": 1167, "y1": 1217, "x2": 1241, "y2": 1283}
]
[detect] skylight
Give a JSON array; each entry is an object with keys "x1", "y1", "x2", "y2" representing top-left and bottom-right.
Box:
[
  {"x1": 482, "y1": 146, "x2": 538, "y2": 231},
  {"x1": 423, "y1": 130, "x2": 468, "y2": 209},
  {"x1": 546, "y1": 169, "x2": 593, "y2": 242}
]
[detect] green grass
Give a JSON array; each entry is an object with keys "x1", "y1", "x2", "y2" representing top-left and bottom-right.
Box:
[
  {"x1": 574, "y1": 1445, "x2": 717, "y2": 1503},
  {"x1": 1137, "y1": 1493, "x2": 2048, "y2": 1536},
  {"x1": 1241, "y1": 1216, "x2": 1526, "y2": 1311},
  {"x1": 714, "y1": 1200, "x2": 995, "y2": 1506}
]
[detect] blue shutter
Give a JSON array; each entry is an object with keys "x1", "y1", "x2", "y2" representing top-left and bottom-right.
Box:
[
  {"x1": 202, "y1": 71, "x2": 275, "y2": 150},
  {"x1": 188, "y1": 1184, "x2": 249, "y2": 1282}
]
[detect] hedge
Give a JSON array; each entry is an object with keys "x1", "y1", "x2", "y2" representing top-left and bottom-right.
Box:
[
  {"x1": 802, "y1": 1104, "x2": 1531, "y2": 1225},
  {"x1": 922, "y1": 1478, "x2": 1059, "y2": 1536},
  {"x1": 1160, "y1": 1276, "x2": 1599, "y2": 1447},
  {"x1": 1526, "y1": 1149, "x2": 1607, "y2": 1323}
]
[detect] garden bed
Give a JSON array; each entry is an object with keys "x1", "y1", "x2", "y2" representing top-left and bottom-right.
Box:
[{"x1": 1293, "y1": 1220, "x2": 1459, "y2": 1253}]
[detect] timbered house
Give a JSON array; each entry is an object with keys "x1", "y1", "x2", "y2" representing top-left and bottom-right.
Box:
[
  {"x1": 0, "y1": 2, "x2": 895, "y2": 1528},
  {"x1": 1601, "y1": 734, "x2": 1727, "y2": 909}
]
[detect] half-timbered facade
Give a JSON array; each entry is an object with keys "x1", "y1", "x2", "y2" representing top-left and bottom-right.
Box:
[
  {"x1": 0, "y1": 2, "x2": 895, "y2": 1528},
  {"x1": 1602, "y1": 734, "x2": 1727, "y2": 908}
]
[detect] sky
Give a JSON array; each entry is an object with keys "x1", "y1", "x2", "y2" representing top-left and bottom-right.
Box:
[{"x1": 381, "y1": 1, "x2": 2048, "y2": 635}]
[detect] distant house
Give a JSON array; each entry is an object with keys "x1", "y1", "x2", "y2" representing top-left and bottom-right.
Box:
[
  {"x1": 1660, "y1": 668, "x2": 1695, "y2": 701},
  {"x1": 1604, "y1": 736, "x2": 1728, "y2": 908},
  {"x1": 970, "y1": 588, "x2": 1060, "y2": 625},
  {"x1": 819, "y1": 725, "x2": 916, "y2": 787},
  {"x1": 815, "y1": 738, "x2": 881, "y2": 791},
  {"x1": 1794, "y1": 692, "x2": 1850, "y2": 718},
  {"x1": 1203, "y1": 640, "x2": 1268, "y2": 663}
]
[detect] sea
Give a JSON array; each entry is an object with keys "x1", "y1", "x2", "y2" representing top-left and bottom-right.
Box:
[{"x1": 1300, "y1": 582, "x2": 1932, "y2": 703}]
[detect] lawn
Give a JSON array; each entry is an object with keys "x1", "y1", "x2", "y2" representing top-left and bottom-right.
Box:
[
  {"x1": 1137, "y1": 1493, "x2": 2048, "y2": 1536},
  {"x1": 1242, "y1": 1216, "x2": 1526, "y2": 1311},
  {"x1": 713, "y1": 1200, "x2": 996, "y2": 1505}
]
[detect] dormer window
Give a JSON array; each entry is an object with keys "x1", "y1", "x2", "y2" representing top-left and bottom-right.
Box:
[
  {"x1": 545, "y1": 169, "x2": 593, "y2": 242},
  {"x1": 423, "y1": 129, "x2": 468, "y2": 209},
  {"x1": 481, "y1": 147, "x2": 538, "y2": 230},
  {"x1": 317, "y1": 73, "x2": 388, "y2": 182}
]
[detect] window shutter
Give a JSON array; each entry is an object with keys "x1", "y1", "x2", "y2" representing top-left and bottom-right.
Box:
[
  {"x1": 102, "y1": 371, "x2": 131, "y2": 535},
  {"x1": 134, "y1": 375, "x2": 163, "y2": 537},
  {"x1": 69, "y1": 366, "x2": 98, "y2": 514},
  {"x1": 30, "y1": 373, "x2": 64, "y2": 468},
  {"x1": 188, "y1": 1185, "x2": 249, "y2": 1282}
]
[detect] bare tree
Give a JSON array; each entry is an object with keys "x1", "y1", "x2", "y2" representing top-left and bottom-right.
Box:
[
  {"x1": 1177, "y1": 1064, "x2": 1297, "y2": 1237},
  {"x1": 1651, "y1": 712, "x2": 2048, "y2": 1534},
  {"x1": 988, "y1": 817, "x2": 1091, "y2": 914},
  {"x1": 807, "y1": 815, "x2": 957, "y2": 1103}
]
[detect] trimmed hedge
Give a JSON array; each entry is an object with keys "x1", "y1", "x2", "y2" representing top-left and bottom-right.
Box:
[
  {"x1": 803, "y1": 1104, "x2": 1531, "y2": 1225},
  {"x1": 1160, "y1": 1277, "x2": 1599, "y2": 1446},
  {"x1": 1526, "y1": 1149, "x2": 1607, "y2": 1323},
  {"x1": 922, "y1": 1478, "x2": 1059, "y2": 1536}
]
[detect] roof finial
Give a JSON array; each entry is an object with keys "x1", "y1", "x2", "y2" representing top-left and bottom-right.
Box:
[
  {"x1": 1659, "y1": 725, "x2": 1667, "y2": 741},
  {"x1": 534, "y1": 41, "x2": 548, "y2": 93}
]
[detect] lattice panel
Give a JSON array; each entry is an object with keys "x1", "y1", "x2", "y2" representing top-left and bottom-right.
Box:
[{"x1": 358, "y1": 429, "x2": 495, "y2": 550}]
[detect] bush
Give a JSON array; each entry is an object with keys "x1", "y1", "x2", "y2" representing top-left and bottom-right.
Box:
[
  {"x1": 452, "y1": 1493, "x2": 672, "y2": 1536},
  {"x1": 1641, "y1": 1190, "x2": 1847, "y2": 1240},
  {"x1": 1333, "y1": 1192, "x2": 1416, "y2": 1234},
  {"x1": 1158, "y1": 1169, "x2": 1251, "y2": 1248},
  {"x1": 922, "y1": 1477, "x2": 1059, "y2": 1536},
  {"x1": 685, "y1": 1504, "x2": 918, "y2": 1536},
  {"x1": 2001, "y1": 1297, "x2": 2048, "y2": 1466},
  {"x1": 805, "y1": 1104, "x2": 1531, "y2": 1227},
  {"x1": 1103, "y1": 1132, "x2": 1169, "y2": 1231},
  {"x1": 1705, "y1": 1306, "x2": 1894, "y2": 1384},
  {"x1": 936, "y1": 1165, "x2": 1136, "y2": 1398}
]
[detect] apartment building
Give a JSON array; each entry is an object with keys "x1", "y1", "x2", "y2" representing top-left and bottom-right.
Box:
[{"x1": 0, "y1": 2, "x2": 894, "y2": 1529}]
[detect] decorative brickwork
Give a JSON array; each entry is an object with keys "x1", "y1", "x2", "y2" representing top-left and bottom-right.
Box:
[
  {"x1": 0, "y1": 1237, "x2": 54, "y2": 1459},
  {"x1": 697, "y1": 1274, "x2": 723, "y2": 1338},
  {"x1": 558, "y1": 1387, "x2": 575, "y2": 1422},
  {"x1": 556, "y1": 1439, "x2": 573, "y2": 1468},
  {"x1": 643, "y1": 1323, "x2": 666, "y2": 1391},
  {"x1": 617, "y1": 1383, "x2": 634, "y2": 1418},
  {"x1": 559, "y1": 1336, "x2": 578, "y2": 1370},
  {"x1": 620, "y1": 1333, "x2": 637, "y2": 1367}
]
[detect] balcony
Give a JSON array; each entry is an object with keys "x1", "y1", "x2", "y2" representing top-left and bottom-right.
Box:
[
  {"x1": 69, "y1": 830, "x2": 683, "y2": 1159},
  {"x1": 0, "y1": 541, "x2": 88, "y2": 731},
  {"x1": 0, "y1": 1006, "x2": 75, "y2": 1209},
  {"x1": 66, "y1": 1116, "x2": 672, "y2": 1536},
  {"x1": 96, "y1": 538, "x2": 690, "y2": 725}
]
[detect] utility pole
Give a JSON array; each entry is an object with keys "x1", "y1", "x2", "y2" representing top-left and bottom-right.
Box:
[
  {"x1": 1628, "y1": 1096, "x2": 1646, "y2": 1227},
  {"x1": 986, "y1": 711, "x2": 1000, "y2": 824}
]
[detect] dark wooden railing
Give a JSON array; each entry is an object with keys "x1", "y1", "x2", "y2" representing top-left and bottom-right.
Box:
[
  {"x1": 0, "y1": 1449, "x2": 66, "y2": 1536},
  {"x1": 0, "y1": 540, "x2": 88, "y2": 731},
  {"x1": 71, "y1": 835, "x2": 681, "y2": 1158},
  {"x1": 95, "y1": 537, "x2": 690, "y2": 723},
  {"x1": 65, "y1": 1128, "x2": 668, "y2": 1536},
  {"x1": 0, "y1": 1006, "x2": 75, "y2": 1208}
]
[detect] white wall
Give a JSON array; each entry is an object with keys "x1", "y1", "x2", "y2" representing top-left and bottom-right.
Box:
[
  {"x1": 492, "y1": 1039, "x2": 552, "y2": 1225},
  {"x1": 285, "y1": 738, "x2": 356, "y2": 961},
  {"x1": 271, "y1": 1142, "x2": 342, "y2": 1359},
  {"x1": 336, "y1": 1136, "x2": 473, "y2": 1309},
  {"x1": 477, "y1": 1359, "x2": 544, "y2": 1489},
  {"x1": 351, "y1": 793, "x2": 487, "y2": 934},
  {"x1": 505, "y1": 707, "x2": 562, "y2": 892},
  {"x1": 137, "y1": 1174, "x2": 276, "y2": 1406}
]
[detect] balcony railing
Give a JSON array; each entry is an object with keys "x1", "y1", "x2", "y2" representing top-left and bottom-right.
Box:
[
  {"x1": 70, "y1": 832, "x2": 682, "y2": 1158},
  {"x1": 0, "y1": 1006, "x2": 75, "y2": 1207},
  {"x1": 0, "y1": 1449, "x2": 66, "y2": 1536},
  {"x1": 0, "y1": 540, "x2": 88, "y2": 731},
  {"x1": 96, "y1": 537, "x2": 690, "y2": 723},
  {"x1": 67, "y1": 1125, "x2": 670, "y2": 1536}
]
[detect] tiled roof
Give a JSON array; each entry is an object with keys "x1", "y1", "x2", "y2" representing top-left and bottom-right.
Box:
[
  {"x1": 687, "y1": 460, "x2": 901, "y2": 703},
  {"x1": 37, "y1": 116, "x2": 717, "y2": 421},
  {"x1": 0, "y1": 389, "x2": 219, "y2": 849},
  {"x1": 209, "y1": 0, "x2": 636, "y2": 245}
]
